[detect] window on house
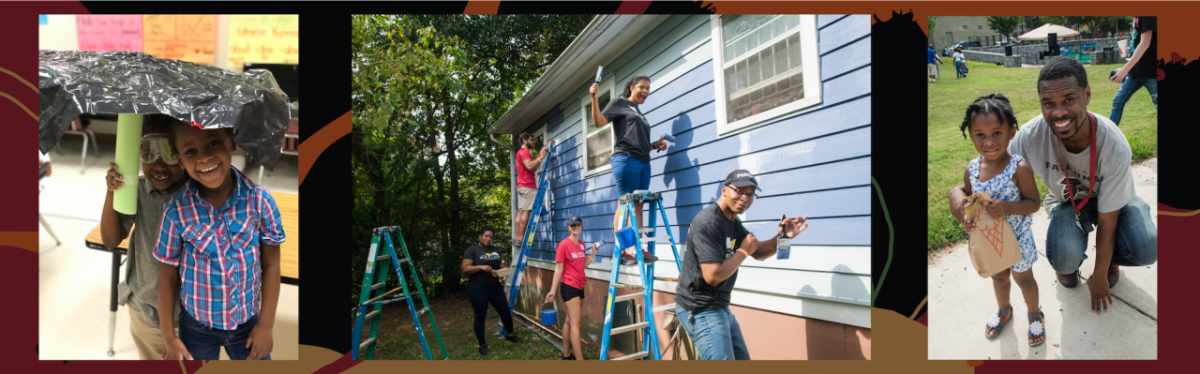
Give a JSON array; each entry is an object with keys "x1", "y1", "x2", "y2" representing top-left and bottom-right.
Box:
[
  {"x1": 962, "y1": 25, "x2": 968, "y2": 31},
  {"x1": 978, "y1": 26, "x2": 983, "y2": 31},
  {"x1": 580, "y1": 77, "x2": 615, "y2": 176},
  {"x1": 710, "y1": 15, "x2": 822, "y2": 135}
]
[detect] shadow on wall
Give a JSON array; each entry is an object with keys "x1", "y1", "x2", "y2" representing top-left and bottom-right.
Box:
[
  {"x1": 663, "y1": 113, "x2": 702, "y2": 243},
  {"x1": 800, "y1": 264, "x2": 871, "y2": 359}
]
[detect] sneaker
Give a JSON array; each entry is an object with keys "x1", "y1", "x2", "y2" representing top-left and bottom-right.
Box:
[
  {"x1": 1057, "y1": 270, "x2": 1079, "y2": 288},
  {"x1": 479, "y1": 345, "x2": 490, "y2": 356},
  {"x1": 504, "y1": 333, "x2": 522, "y2": 344},
  {"x1": 620, "y1": 250, "x2": 639, "y2": 266},
  {"x1": 1107, "y1": 264, "x2": 1119, "y2": 288},
  {"x1": 620, "y1": 250, "x2": 659, "y2": 266},
  {"x1": 562, "y1": 354, "x2": 575, "y2": 360}
]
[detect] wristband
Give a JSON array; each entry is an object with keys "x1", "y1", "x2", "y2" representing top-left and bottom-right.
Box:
[{"x1": 737, "y1": 249, "x2": 750, "y2": 257}]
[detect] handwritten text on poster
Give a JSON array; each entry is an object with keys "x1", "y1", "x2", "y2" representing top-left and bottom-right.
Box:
[
  {"x1": 77, "y1": 15, "x2": 142, "y2": 52},
  {"x1": 142, "y1": 14, "x2": 216, "y2": 65},
  {"x1": 228, "y1": 15, "x2": 299, "y2": 66}
]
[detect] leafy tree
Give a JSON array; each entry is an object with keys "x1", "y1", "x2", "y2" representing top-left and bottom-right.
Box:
[
  {"x1": 986, "y1": 16, "x2": 1021, "y2": 40},
  {"x1": 350, "y1": 15, "x2": 591, "y2": 303}
]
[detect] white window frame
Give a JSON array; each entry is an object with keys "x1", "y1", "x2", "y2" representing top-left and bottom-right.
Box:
[
  {"x1": 710, "y1": 15, "x2": 822, "y2": 137},
  {"x1": 579, "y1": 77, "x2": 616, "y2": 177}
]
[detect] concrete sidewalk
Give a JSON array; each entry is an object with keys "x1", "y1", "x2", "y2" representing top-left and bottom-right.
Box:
[{"x1": 928, "y1": 158, "x2": 1158, "y2": 360}]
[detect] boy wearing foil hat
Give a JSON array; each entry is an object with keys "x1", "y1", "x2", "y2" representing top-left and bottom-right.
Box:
[{"x1": 674, "y1": 170, "x2": 808, "y2": 360}]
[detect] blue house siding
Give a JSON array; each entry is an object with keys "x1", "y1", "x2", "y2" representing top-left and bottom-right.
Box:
[{"x1": 517, "y1": 15, "x2": 871, "y2": 327}]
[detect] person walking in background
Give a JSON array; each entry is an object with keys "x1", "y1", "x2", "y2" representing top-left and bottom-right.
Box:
[
  {"x1": 929, "y1": 44, "x2": 943, "y2": 83},
  {"x1": 954, "y1": 48, "x2": 968, "y2": 78},
  {"x1": 1108, "y1": 16, "x2": 1158, "y2": 126}
]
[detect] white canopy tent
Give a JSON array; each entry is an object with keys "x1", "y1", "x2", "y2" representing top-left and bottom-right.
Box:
[{"x1": 1018, "y1": 23, "x2": 1081, "y2": 40}]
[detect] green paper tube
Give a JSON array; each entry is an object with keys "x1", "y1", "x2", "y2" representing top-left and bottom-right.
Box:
[{"x1": 113, "y1": 114, "x2": 143, "y2": 215}]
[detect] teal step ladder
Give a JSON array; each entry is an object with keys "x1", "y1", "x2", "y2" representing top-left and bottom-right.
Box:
[
  {"x1": 498, "y1": 141, "x2": 556, "y2": 335},
  {"x1": 351, "y1": 226, "x2": 448, "y2": 360},
  {"x1": 599, "y1": 190, "x2": 683, "y2": 360}
]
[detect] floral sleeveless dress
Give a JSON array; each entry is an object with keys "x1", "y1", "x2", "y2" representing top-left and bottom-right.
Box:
[{"x1": 969, "y1": 154, "x2": 1037, "y2": 272}]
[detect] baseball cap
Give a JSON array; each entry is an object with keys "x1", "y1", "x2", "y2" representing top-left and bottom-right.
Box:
[
  {"x1": 723, "y1": 169, "x2": 762, "y2": 192},
  {"x1": 568, "y1": 215, "x2": 583, "y2": 227}
]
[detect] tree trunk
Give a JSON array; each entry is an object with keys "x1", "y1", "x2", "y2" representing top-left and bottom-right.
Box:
[{"x1": 444, "y1": 119, "x2": 464, "y2": 296}]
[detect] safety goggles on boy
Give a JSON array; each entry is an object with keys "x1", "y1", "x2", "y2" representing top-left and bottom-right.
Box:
[{"x1": 140, "y1": 134, "x2": 179, "y2": 165}]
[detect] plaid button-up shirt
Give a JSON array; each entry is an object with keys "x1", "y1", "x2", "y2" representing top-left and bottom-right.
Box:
[{"x1": 153, "y1": 166, "x2": 286, "y2": 330}]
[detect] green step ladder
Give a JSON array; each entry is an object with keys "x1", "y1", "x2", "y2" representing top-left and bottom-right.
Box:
[
  {"x1": 351, "y1": 226, "x2": 448, "y2": 360},
  {"x1": 598, "y1": 190, "x2": 684, "y2": 360}
]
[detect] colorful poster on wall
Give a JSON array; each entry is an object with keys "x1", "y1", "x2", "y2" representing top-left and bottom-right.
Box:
[
  {"x1": 227, "y1": 15, "x2": 299, "y2": 66},
  {"x1": 76, "y1": 15, "x2": 142, "y2": 52},
  {"x1": 142, "y1": 14, "x2": 216, "y2": 65}
]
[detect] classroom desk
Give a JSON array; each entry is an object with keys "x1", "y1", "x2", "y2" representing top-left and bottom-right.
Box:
[
  {"x1": 82, "y1": 225, "x2": 127, "y2": 356},
  {"x1": 83, "y1": 191, "x2": 298, "y2": 356}
]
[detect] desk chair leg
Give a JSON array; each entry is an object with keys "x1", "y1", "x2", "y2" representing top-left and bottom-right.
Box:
[
  {"x1": 108, "y1": 250, "x2": 119, "y2": 357},
  {"x1": 79, "y1": 134, "x2": 89, "y2": 175},
  {"x1": 87, "y1": 129, "x2": 102, "y2": 159},
  {"x1": 38, "y1": 214, "x2": 61, "y2": 246}
]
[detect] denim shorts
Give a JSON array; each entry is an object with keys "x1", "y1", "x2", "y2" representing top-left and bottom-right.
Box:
[{"x1": 611, "y1": 154, "x2": 651, "y2": 196}]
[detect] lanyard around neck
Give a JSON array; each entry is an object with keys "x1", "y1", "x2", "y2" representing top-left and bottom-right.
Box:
[{"x1": 1055, "y1": 113, "x2": 1098, "y2": 214}]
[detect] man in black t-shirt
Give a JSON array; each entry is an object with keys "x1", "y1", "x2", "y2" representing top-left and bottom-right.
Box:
[
  {"x1": 1109, "y1": 16, "x2": 1158, "y2": 126},
  {"x1": 674, "y1": 170, "x2": 808, "y2": 360}
]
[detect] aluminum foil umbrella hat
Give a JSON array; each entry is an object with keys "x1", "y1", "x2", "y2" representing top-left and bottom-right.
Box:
[
  {"x1": 38, "y1": 50, "x2": 290, "y2": 169},
  {"x1": 38, "y1": 50, "x2": 290, "y2": 214}
]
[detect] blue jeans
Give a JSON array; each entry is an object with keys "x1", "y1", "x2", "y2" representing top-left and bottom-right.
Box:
[
  {"x1": 1045, "y1": 196, "x2": 1157, "y2": 275},
  {"x1": 1109, "y1": 77, "x2": 1158, "y2": 126},
  {"x1": 675, "y1": 305, "x2": 750, "y2": 360},
  {"x1": 178, "y1": 308, "x2": 271, "y2": 360},
  {"x1": 955, "y1": 60, "x2": 967, "y2": 77},
  {"x1": 611, "y1": 154, "x2": 651, "y2": 196}
]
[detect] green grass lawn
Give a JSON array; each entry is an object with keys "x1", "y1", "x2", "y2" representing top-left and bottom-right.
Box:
[
  {"x1": 357, "y1": 294, "x2": 600, "y2": 360},
  {"x1": 927, "y1": 58, "x2": 1157, "y2": 252}
]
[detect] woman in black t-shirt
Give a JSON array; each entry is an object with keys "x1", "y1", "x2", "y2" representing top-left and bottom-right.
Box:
[
  {"x1": 589, "y1": 75, "x2": 669, "y2": 266},
  {"x1": 460, "y1": 227, "x2": 521, "y2": 356}
]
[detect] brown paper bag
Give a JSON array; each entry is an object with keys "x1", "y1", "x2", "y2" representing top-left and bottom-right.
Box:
[{"x1": 964, "y1": 192, "x2": 1021, "y2": 278}]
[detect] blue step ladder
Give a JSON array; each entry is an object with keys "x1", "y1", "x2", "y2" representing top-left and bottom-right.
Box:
[
  {"x1": 351, "y1": 227, "x2": 448, "y2": 360},
  {"x1": 499, "y1": 141, "x2": 556, "y2": 335},
  {"x1": 598, "y1": 190, "x2": 684, "y2": 360}
]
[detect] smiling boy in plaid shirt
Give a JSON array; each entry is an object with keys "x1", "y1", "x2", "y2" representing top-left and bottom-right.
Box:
[{"x1": 154, "y1": 123, "x2": 285, "y2": 360}]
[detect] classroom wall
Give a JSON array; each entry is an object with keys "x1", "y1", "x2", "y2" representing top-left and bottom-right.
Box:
[
  {"x1": 37, "y1": 14, "x2": 296, "y2": 136},
  {"x1": 513, "y1": 14, "x2": 872, "y2": 332},
  {"x1": 38, "y1": 15, "x2": 240, "y2": 72}
]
